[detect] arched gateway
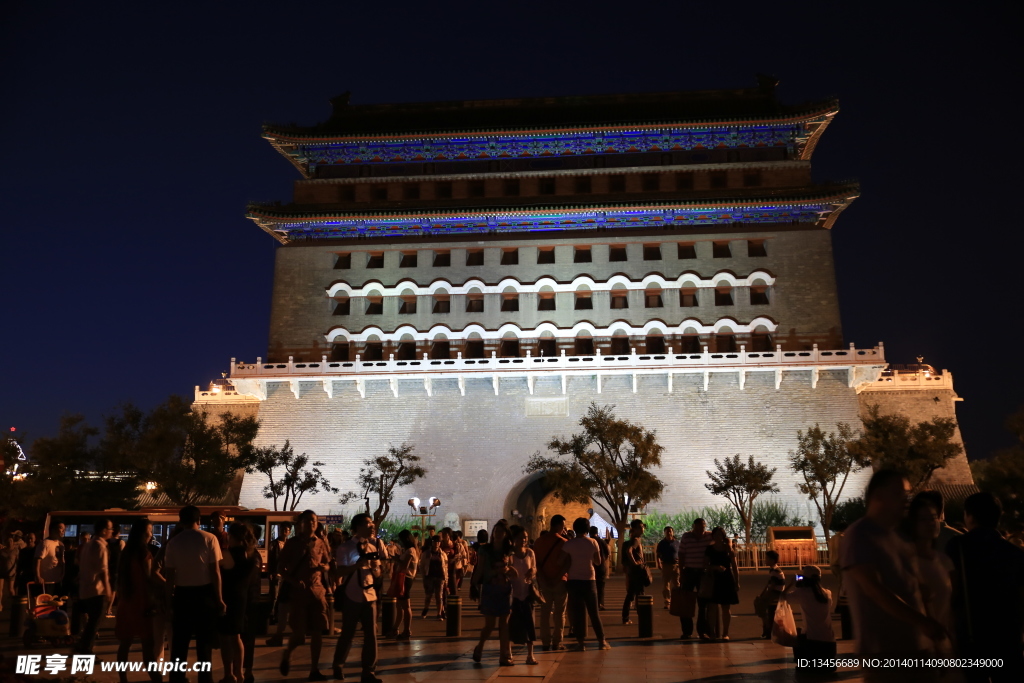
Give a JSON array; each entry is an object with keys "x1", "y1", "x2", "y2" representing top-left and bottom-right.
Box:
[{"x1": 504, "y1": 473, "x2": 593, "y2": 540}]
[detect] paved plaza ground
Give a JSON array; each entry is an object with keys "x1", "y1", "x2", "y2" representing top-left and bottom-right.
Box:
[{"x1": 3, "y1": 571, "x2": 867, "y2": 682}]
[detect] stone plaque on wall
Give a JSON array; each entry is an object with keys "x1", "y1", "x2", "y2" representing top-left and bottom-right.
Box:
[{"x1": 525, "y1": 397, "x2": 568, "y2": 417}]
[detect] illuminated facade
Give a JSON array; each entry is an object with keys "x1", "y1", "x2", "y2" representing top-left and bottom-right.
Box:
[{"x1": 206, "y1": 79, "x2": 971, "y2": 529}]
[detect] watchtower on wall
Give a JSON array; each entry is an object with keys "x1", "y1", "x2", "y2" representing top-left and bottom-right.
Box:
[{"x1": 209, "y1": 78, "x2": 971, "y2": 526}]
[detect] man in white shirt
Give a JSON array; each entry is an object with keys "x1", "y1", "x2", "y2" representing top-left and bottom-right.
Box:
[
  {"x1": 35, "y1": 519, "x2": 66, "y2": 595},
  {"x1": 164, "y1": 505, "x2": 225, "y2": 683},
  {"x1": 561, "y1": 517, "x2": 611, "y2": 651},
  {"x1": 75, "y1": 517, "x2": 114, "y2": 654},
  {"x1": 331, "y1": 513, "x2": 382, "y2": 683}
]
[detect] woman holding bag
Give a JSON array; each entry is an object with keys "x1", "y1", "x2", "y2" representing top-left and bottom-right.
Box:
[
  {"x1": 471, "y1": 522, "x2": 515, "y2": 666},
  {"x1": 508, "y1": 526, "x2": 539, "y2": 664},
  {"x1": 704, "y1": 526, "x2": 739, "y2": 640}
]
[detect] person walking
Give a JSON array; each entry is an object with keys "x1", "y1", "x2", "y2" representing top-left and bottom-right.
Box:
[
  {"x1": 508, "y1": 525, "x2": 539, "y2": 664},
  {"x1": 532, "y1": 515, "x2": 568, "y2": 651},
  {"x1": 448, "y1": 530, "x2": 469, "y2": 595},
  {"x1": 268, "y1": 522, "x2": 292, "y2": 616},
  {"x1": 655, "y1": 526, "x2": 679, "y2": 610},
  {"x1": 278, "y1": 510, "x2": 332, "y2": 681},
  {"x1": 903, "y1": 492, "x2": 955, "y2": 657},
  {"x1": 163, "y1": 506, "x2": 225, "y2": 683},
  {"x1": 76, "y1": 518, "x2": 115, "y2": 655},
  {"x1": 621, "y1": 518, "x2": 648, "y2": 625},
  {"x1": 386, "y1": 529, "x2": 418, "y2": 640},
  {"x1": 114, "y1": 519, "x2": 163, "y2": 683},
  {"x1": 331, "y1": 513, "x2": 383, "y2": 683},
  {"x1": 588, "y1": 527, "x2": 610, "y2": 610},
  {"x1": 705, "y1": 526, "x2": 739, "y2": 640},
  {"x1": 842, "y1": 470, "x2": 946, "y2": 683},
  {"x1": 677, "y1": 518, "x2": 712, "y2": 639},
  {"x1": 758, "y1": 550, "x2": 785, "y2": 639},
  {"x1": 0, "y1": 535, "x2": 18, "y2": 611},
  {"x1": 15, "y1": 531, "x2": 37, "y2": 596},
  {"x1": 218, "y1": 523, "x2": 260, "y2": 683},
  {"x1": 106, "y1": 524, "x2": 125, "y2": 616},
  {"x1": 34, "y1": 519, "x2": 66, "y2": 596},
  {"x1": 420, "y1": 535, "x2": 448, "y2": 620},
  {"x1": 946, "y1": 492, "x2": 1024, "y2": 682},
  {"x1": 562, "y1": 518, "x2": 611, "y2": 651},
  {"x1": 471, "y1": 522, "x2": 514, "y2": 666}
]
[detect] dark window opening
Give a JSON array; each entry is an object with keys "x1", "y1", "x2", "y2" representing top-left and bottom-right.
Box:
[
  {"x1": 430, "y1": 341, "x2": 451, "y2": 360},
  {"x1": 676, "y1": 173, "x2": 694, "y2": 190},
  {"x1": 503, "y1": 179, "x2": 520, "y2": 196},
  {"x1": 679, "y1": 290, "x2": 699, "y2": 307},
  {"x1": 537, "y1": 338, "x2": 557, "y2": 357},
  {"x1": 500, "y1": 249, "x2": 519, "y2": 265},
  {"x1": 677, "y1": 243, "x2": 697, "y2": 259},
  {"x1": 469, "y1": 180, "x2": 486, "y2": 198},
  {"x1": 537, "y1": 248, "x2": 555, "y2": 264},
  {"x1": 365, "y1": 299, "x2": 383, "y2": 315},
  {"x1": 715, "y1": 289, "x2": 734, "y2": 306},
  {"x1": 681, "y1": 336, "x2": 701, "y2": 354},
  {"x1": 465, "y1": 340, "x2": 485, "y2": 358},
  {"x1": 710, "y1": 172, "x2": 728, "y2": 189},
  {"x1": 333, "y1": 299, "x2": 350, "y2": 315},
  {"x1": 466, "y1": 296, "x2": 484, "y2": 313},
  {"x1": 399, "y1": 252, "x2": 417, "y2": 267},
  {"x1": 574, "y1": 293, "x2": 593, "y2": 310},
  {"x1": 371, "y1": 186, "x2": 388, "y2": 201},
  {"x1": 645, "y1": 336, "x2": 666, "y2": 354},
  {"x1": 643, "y1": 244, "x2": 662, "y2": 261},
  {"x1": 433, "y1": 298, "x2": 450, "y2": 313},
  {"x1": 641, "y1": 174, "x2": 660, "y2": 191},
  {"x1": 435, "y1": 182, "x2": 453, "y2": 199},
  {"x1": 499, "y1": 339, "x2": 520, "y2": 357},
  {"x1": 610, "y1": 337, "x2": 629, "y2": 355},
  {"x1": 609, "y1": 175, "x2": 626, "y2": 193},
  {"x1": 538, "y1": 295, "x2": 556, "y2": 311},
  {"x1": 539, "y1": 177, "x2": 556, "y2": 195},
  {"x1": 716, "y1": 335, "x2": 737, "y2": 353},
  {"x1": 334, "y1": 253, "x2": 352, "y2": 269},
  {"x1": 574, "y1": 337, "x2": 595, "y2": 356},
  {"x1": 363, "y1": 342, "x2": 383, "y2": 361},
  {"x1": 500, "y1": 296, "x2": 519, "y2": 312},
  {"x1": 366, "y1": 252, "x2": 385, "y2": 268},
  {"x1": 743, "y1": 172, "x2": 762, "y2": 187},
  {"x1": 609, "y1": 245, "x2": 627, "y2": 262},
  {"x1": 433, "y1": 250, "x2": 451, "y2": 267},
  {"x1": 466, "y1": 249, "x2": 484, "y2": 266},
  {"x1": 329, "y1": 343, "x2": 349, "y2": 361},
  {"x1": 575, "y1": 177, "x2": 592, "y2": 193},
  {"x1": 398, "y1": 298, "x2": 417, "y2": 314},
  {"x1": 712, "y1": 241, "x2": 731, "y2": 258},
  {"x1": 645, "y1": 292, "x2": 663, "y2": 308},
  {"x1": 574, "y1": 247, "x2": 592, "y2": 263},
  {"x1": 338, "y1": 186, "x2": 355, "y2": 202},
  {"x1": 747, "y1": 240, "x2": 768, "y2": 257},
  {"x1": 396, "y1": 342, "x2": 417, "y2": 361},
  {"x1": 751, "y1": 333, "x2": 773, "y2": 352},
  {"x1": 403, "y1": 184, "x2": 420, "y2": 200},
  {"x1": 750, "y1": 287, "x2": 770, "y2": 306},
  {"x1": 610, "y1": 291, "x2": 629, "y2": 309}
]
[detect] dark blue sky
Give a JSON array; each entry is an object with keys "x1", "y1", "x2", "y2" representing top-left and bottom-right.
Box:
[{"x1": 2, "y1": 1, "x2": 1021, "y2": 459}]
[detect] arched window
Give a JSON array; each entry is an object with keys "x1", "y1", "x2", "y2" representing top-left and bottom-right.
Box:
[
  {"x1": 749, "y1": 279, "x2": 770, "y2": 306},
  {"x1": 645, "y1": 329, "x2": 665, "y2": 354},
  {"x1": 500, "y1": 286, "x2": 520, "y2": 312},
  {"x1": 574, "y1": 285, "x2": 593, "y2": 310},
  {"x1": 396, "y1": 334, "x2": 417, "y2": 360},
  {"x1": 610, "y1": 330, "x2": 630, "y2": 355},
  {"x1": 433, "y1": 288, "x2": 450, "y2": 314},
  {"x1": 538, "y1": 331, "x2": 557, "y2": 357},
  {"x1": 464, "y1": 332, "x2": 485, "y2": 359},
  {"x1": 574, "y1": 332, "x2": 595, "y2": 356},
  {"x1": 363, "y1": 335, "x2": 383, "y2": 361},
  {"x1": 714, "y1": 282, "x2": 734, "y2": 306},
  {"x1": 679, "y1": 284, "x2": 698, "y2": 308},
  {"x1": 610, "y1": 286, "x2": 629, "y2": 309},
  {"x1": 398, "y1": 289, "x2": 417, "y2": 314},
  {"x1": 681, "y1": 329, "x2": 701, "y2": 354},
  {"x1": 430, "y1": 334, "x2": 450, "y2": 360},
  {"x1": 644, "y1": 285, "x2": 663, "y2": 308},
  {"x1": 333, "y1": 297, "x2": 350, "y2": 316},
  {"x1": 537, "y1": 285, "x2": 556, "y2": 311},
  {"x1": 365, "y1": 291, "x2": 383, "y2": 315},
  {"x1": 466, "y1": 287, "x2": 484, "y2": 313},
  {"x1": 330, "y1": 336, "x2": 349, "y2": 361},
  {"x1": 751, "y1": 325, "x2": 773, "y2": 352},
  {"x1": 499, "y1": 333, "x2": 520, "y2": 358},
  {"x1": 716, "y1": 326, "x2": 737, "y2": 353}
]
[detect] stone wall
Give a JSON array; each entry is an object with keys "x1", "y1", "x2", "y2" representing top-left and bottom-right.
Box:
[{"x1": 237, "y1": 368, "x2": 870, "y2": 532}]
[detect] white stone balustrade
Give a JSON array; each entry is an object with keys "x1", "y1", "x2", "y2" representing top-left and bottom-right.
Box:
[
  {"x1": 860, "y1": 367, "x2": 955, "y2": 393},
  {"x1": 223, "y1": 343, "x2": 887, "y2": 400}
]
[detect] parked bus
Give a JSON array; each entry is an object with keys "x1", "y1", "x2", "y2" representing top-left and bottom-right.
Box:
[{"x1": 44, "y1": 506, "x2": 302, "y2": 569}]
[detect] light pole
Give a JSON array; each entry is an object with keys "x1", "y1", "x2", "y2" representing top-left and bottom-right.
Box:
[{"x1": 408, "y1": 497, "x2": 441, "y2": 540}]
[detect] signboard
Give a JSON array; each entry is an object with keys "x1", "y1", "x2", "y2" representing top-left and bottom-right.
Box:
[
  {"x1": 322, "y1": 515, "x2": 346, "y2": 532},
  {"x1": 463, "y1": 519, "x2": 489, "y2": 540}
]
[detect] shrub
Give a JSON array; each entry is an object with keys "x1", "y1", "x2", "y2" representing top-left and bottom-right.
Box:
[
  {"x1": 377, "y1": 515, "x2": 416, "y2": 541},
  {"x1": 750, "y1": 498, "x2": 805, "y2": 542},
  {"x1": 643, "y1": 505, "x2": 741, "y2": 542},
  {"x1": 829, "y1": 498, "x2": 866, "y2": 532}
]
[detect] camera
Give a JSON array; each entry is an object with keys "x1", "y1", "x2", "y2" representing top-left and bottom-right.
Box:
[
  {"x1": 795, "y1": 574, "x2": 804, "y2": 581},
  {"x1": 362, "y1": 552, "x2": 380, "y2": 561}
]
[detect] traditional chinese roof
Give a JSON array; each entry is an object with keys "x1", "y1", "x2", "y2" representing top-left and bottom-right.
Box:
[{"x1": 247, "y1": 184, "x2": 859, "y2": 244}]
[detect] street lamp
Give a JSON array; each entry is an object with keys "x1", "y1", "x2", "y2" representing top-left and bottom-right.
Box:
[{"x1": 408, "y1": 496, "x2": 441, "y2": 537}]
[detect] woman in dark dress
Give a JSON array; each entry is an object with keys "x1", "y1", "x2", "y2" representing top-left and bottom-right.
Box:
[
  {"x1": 114, "y1": 519, "x2": 164, "y2": 683},
  {"x1": 218, "y1": 523, "x2": 258, "y2": 683},
  {"x1": 704, "y1": 526, "x2": 739, "y2": 640}
]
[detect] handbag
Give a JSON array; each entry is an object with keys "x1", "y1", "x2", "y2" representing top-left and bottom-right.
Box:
[
  {"x1": 479, "y1": 582, "x2": 512, "y2": 617},
  {"x1": 385, "y1": 570, "x2": 406, "y2": 599},
  {"x1": 629, "y1": 542, "x2": 653, "y2": 587},
  {"x1": 753, "y1": 579, "x2": 772, "y2": 619}
]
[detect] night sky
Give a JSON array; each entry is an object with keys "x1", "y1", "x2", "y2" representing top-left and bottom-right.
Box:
[{"x1": 3, "y1": 2, "x2": 1022, "y2": 461}]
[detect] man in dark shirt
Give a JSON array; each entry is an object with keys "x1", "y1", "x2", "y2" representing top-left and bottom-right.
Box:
[
  {"x1": 655, "y1": 526, "x2": 680, "y2": 609},
  {"x1": 946, "y1": 492, "x2": 1024, "y2": 682},
  {"x1": 588, "y1": 526, "x2": 610, "y2": 609}
]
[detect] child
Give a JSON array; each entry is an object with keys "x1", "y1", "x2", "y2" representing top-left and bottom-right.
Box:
[{"x1": 761, "y1": 550, "x2": 786, "y2": 638}]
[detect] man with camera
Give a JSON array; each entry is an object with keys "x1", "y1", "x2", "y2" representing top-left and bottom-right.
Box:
[
  {"x1": 278, "y1": 510, "x2": 333, "y2": 681},
  {"x1": 331, "y1": 513, "x2": 383, "y2": 683}
]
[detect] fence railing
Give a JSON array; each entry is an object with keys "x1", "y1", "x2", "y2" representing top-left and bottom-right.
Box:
[{"x1": 639, "y1": 541, "x2": 830, "y2": 570}]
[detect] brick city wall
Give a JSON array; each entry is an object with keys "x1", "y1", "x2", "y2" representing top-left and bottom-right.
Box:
[{"x1": 237, "y1": 369, "x2": 871, "y2": 531}]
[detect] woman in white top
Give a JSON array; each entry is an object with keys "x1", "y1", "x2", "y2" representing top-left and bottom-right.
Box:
[
  {"x1": 785, "y1": 565, "x2": 834, "y2": 644},
  {"x1": 388, "y1": 530, "x2": 419, "y2": 639},
  {"x1": 561, "y1": 517, "x2": 611, "y2": 651},
  {"x1": 904, "y1": 492, "x2": 955, "y2": 656},
  {"x1": 508, "y1": 526, "x2": 539, "y2": 665}
]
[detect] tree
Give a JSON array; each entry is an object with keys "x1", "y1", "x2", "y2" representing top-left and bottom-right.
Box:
[
  {"x1": 971, "y1": 405, "x2": 1024, "y2": 523},
  {"x1": 340, "y1": 444, "x2": 426, "y2": 527},
  {"x1": 524, "y1": 403, "x2": 664, "y2": 564},
  {"x1": 851, "y1": 405, "x2": 963, "y2": 492},
  {"x1": 790, "y1": 423, "x2": 869, "y2": 541},
  {"x1": 705, "y1": 454, "x2": 779, "y2": 544},
  {"x1": 104, "y1": 396, "x2": 260, "y2": 506},
  {"x1": 245, "y1": 441, "x2": 337, "y2": 511}
]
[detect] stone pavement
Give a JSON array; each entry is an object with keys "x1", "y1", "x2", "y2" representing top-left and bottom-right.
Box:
[{"x1": 3, "y1": 571, "x2": 867, "y2": 682}]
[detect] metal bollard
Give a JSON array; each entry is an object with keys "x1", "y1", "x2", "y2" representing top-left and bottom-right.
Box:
[
  {"x1": 380, "y1": 597, "x2": 397, "y2": 636},
  {"x1": 9, "y1": 596, "x2": 28, "y2": 637},
  {"x1": 636, "y1": 595, "x2": 654, "y2": 638},
  {"x1": 325, "y1": 593, "x2": 335, "y2": 635},
  {"x1": 446, "y1": 595, "x2": 462, "y2": 637}
]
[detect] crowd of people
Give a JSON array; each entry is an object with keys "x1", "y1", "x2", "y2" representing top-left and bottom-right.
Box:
[{"x1": 2, "y1": 478, "x2": 1021, "y2": 683}]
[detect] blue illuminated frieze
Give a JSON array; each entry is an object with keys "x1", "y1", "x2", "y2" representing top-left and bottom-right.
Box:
[
  {"x1": 248, "y1": 196, "x2": 854, "y2": 243},
  {"x1": 272, "y1": 124, "x2": 812, "y2": 172}
]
